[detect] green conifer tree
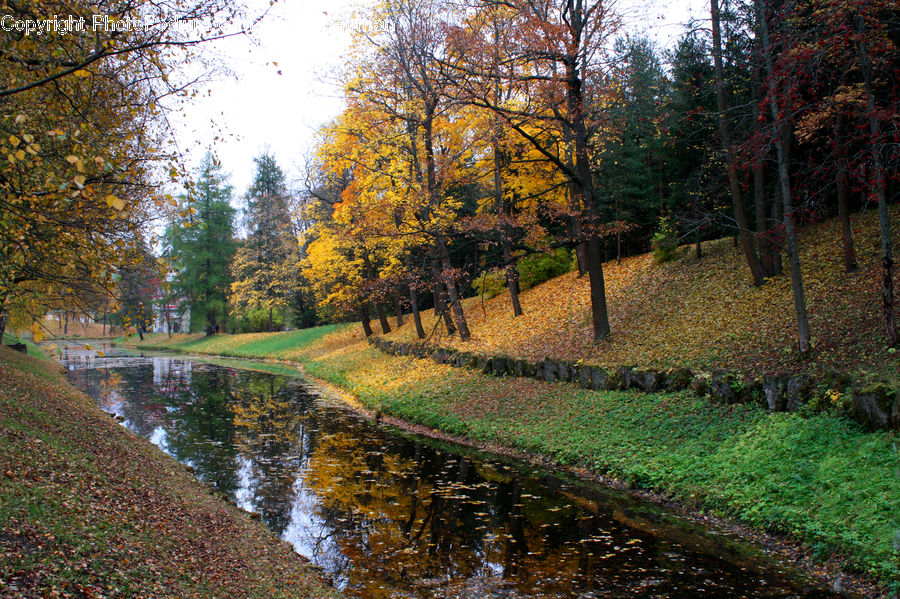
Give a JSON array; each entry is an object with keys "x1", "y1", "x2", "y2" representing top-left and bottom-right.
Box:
[{"x1": 165, "y1": 152, "x2": 237, "y2": 334}]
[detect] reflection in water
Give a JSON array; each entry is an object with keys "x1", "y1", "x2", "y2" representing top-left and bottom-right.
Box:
[{"x1": 62, "y1": 345, "x2": 834, "y2": 598}]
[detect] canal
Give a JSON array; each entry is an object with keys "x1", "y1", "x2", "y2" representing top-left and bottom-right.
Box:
[{"x1": 60, "y1": 343, "x2": 836, "y2": 598}]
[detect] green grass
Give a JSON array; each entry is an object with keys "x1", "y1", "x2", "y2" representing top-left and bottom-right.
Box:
[
  {"x1": 2, "y1": 332, "x2": 47, "y2": 359},
  {"x1": 130, "y1": 324, "x2": 343, "y2": 359}
]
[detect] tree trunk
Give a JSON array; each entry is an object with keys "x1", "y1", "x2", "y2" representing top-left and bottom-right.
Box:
[
  {"x1": 376, "y1": 303, "x2": 391, "y2": 334},
  {"x1": 421, "y1": 97, "x2": 466, "y2": 339},
  {"x1": 430, "y1": 258, "x2": 456, "y2": 336},
  {"x1": 268, "y1": 307, "x2": 273, "y2": 332},
  {"x1": 64, "y1": 312, "x2": 68, "y2": 336},
  {"x1": 712, "y1": 0, "x2": 765, "y2": 286},
  {"x1": 836, "y1": 165, "x2": 857, "y2": 273},
  {"x1": 559, "y1": 3, "x2": 611, "y2": 341},
  {"x1": 409, "y1": 285, "x2": 426, "y2": 339},
  {"x1": 570, "y1": 183, "x2": 588, "y2": 277},
  {"x1": 758, "y1": 1, "x2": 811, "y2": 353},
  {"x1": 836, "y1": 114, "x2": 857, "y2": 272},
  {"x1": 566, "y1": 50, "x2": 611, "y2": 341},
  {"x1": 503, "y1": 245, "x2": 523, "y2": 317},
  {"x1": 777, "y1": 141, "x2": 811, "y2": 354},
  {"x1": 564, "y1": 136, "x2": 588, "y2": 277},
  {"x1": 754, "y1": 165, "x2": 781, "y2": 277},
  {"x1": 394, "y1": 291, "x2": 404, "y2": 328},
  {"x1": 490, "y1": 57, "x2": 525, "y2": 317},
  {"x1": 585, "y1": 237, "x2": 611, "y2": 340},
  {"x1": 857, "y1": 18, "x2": 897, "y2": 345},
  {"x1": 751, "y1": 69, "x2": 780, "y2": 277},
  {"x1": 437, "y1": 236, "x2": 470, "y2": 341},
  {"x1": 770, "y1": 169, "x2": 784, "y2": 274},
  {"x1": 360, "y1": 304, "x2": 373, "y2": 337}
]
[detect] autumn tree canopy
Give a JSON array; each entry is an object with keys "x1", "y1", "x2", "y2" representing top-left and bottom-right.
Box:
[
  {"x1": 296, "y1": 0, "x2": 897, "y2": 351},
  {"x1": 0, "y1": 0, "x2": 243, "y2": 340}
]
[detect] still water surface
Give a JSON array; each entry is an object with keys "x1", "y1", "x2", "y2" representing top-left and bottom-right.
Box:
[{"x1": 60, "y1": 344, "x2": 835, "y2": 598}]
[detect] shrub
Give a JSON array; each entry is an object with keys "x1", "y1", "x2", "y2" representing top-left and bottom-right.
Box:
[
  {"x1": 473, "y1": 249, "x2": 574, "y2": 299},
  {"x1": 651, "y1": 216, "x2": 679, "y2": 263},
  {"x1": 235, "y1": 307, "x2": 285, "y2": 333},
  {"x1": 517, "y1": 248, "x2": 574, "y2": 290},
  {"x1": 472, "y1": 269, "x2": 508, "y2": 300}
]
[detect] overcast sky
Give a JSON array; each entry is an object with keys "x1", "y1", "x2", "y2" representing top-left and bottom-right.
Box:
[{"x1": 165, "y1": 0, "x2": 708, "y2": 203}]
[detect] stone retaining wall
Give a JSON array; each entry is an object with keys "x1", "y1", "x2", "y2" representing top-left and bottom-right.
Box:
[{"x1": 367, "y1": 337, "x2": 899, "y2": 432}]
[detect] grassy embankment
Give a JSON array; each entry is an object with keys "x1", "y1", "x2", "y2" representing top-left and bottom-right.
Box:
[
  {"x1": 132, "y1": 326, "x2": 900, "y2": 592},
  {"x1": 130, "y1": 209, "x2": 900, "y2": 592},
  {"x1": 0, "y1": 346, "x2": 339, "y2": 599},
  {"x1": 2, "y1": 333, "x2": 47, "y2": 358}
]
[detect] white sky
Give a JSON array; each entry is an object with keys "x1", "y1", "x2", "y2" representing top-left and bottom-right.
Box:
[{"x1": 165, "y1": 0, "x2": 707, "y2": 202}]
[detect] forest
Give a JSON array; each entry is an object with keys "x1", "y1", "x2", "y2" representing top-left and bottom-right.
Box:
[{"x1": 1, "y1": 0, "x2": 898, "y2": 353}]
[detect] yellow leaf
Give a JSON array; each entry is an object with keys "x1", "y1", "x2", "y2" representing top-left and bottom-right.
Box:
[
  {"x1": 14, "y1": 150, "x2": 25, "y2": 160},
  {"x1": 105, "y1": 194, "x2": 125, "y2": 210},
  {"x1": 66, "y1": 154, "x2": 79, "y2": 163},
  {"x1": 31, "y1": 322, "x2": 44, "y2": 343},
  {"x1": 96, "y1": 350, "x2": 105, "y2": 357},
  {"x1": 73, "y1": 175, "x2": 86, "y2": 188},
  {"x1": 9, "y1": 135, "x2": 20, "y2": 147},
  {"x1": 84, "y1": 344, "x2": 92, "y2": 350},
  {"x1": 73, "y1": 69, "x2": 91, "y2": 78}
]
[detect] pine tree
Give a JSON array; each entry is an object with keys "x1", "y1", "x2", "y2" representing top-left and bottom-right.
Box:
[
  {"x1": 597, "y1": 36, "x2": 669, "y2": 258},
  {"x1": 165, "y1": 152, "x2": 237, "y2": 334},
  {"x1": 230, "y1": 153, "x2": 297, "y2": 332}
]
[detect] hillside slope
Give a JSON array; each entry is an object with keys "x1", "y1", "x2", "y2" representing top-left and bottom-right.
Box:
[{"x1": 386, "y1": 207, "x2": 900, "y2": 380}]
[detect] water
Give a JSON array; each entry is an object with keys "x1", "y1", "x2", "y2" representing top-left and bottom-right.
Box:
[{"x1": 60, "y1": 344, "x2": 836, "y2": 598}]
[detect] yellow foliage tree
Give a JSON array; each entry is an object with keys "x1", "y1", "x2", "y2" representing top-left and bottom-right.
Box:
[{"x1": 0, "y1": 0, "x2": 243, "y2": 340}]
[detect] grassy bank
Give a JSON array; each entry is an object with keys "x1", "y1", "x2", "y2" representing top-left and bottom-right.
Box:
[
  {"x1": 0, "y1": 346, "x2": 340, "y2": 599},
  {"x1": 130, "y1": 326, "x2": 900, "y2": 593},
  {"x1": 2, "y1": 333, "x2": 46, "y2": 358}
]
